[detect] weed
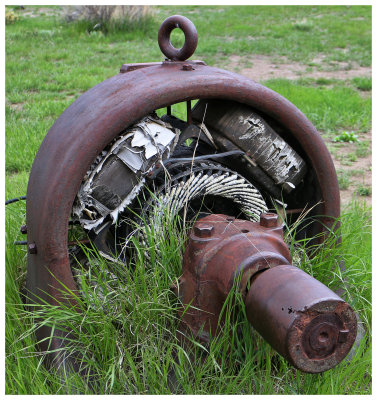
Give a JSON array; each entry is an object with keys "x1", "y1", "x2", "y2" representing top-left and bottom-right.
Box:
[
  {"x1": 293, "y1": 22, "x2": 313, "y2": 32},
  {"x1": 333, "y1": 131, "x2": 359, "y2": 143},
  {"x1": 5, "y1": 7, "x2": 19, "y2": 24},
  {"x1": 350, "y1": 169, "x2": 364, "y2": 177},
  {"x1": 315, "y1": 77, "x2": 335, "y2": 85},
  {"x1": 347, "y1": 153, "x2": 357, "y2": 162},
  {"x1": 341, "y1": 160, "x2": 353, "y2": 167},
  {"x1": 337, "y1": 170, "x2": 351, "y2": 190},
  {"x1": 356, "y1": 185, "x2": 371, "y2": 196},
  {"x1": 352, "y1": 77, "x2": 371, "y2": 91},
  {"x1": 355, "y1": 140, "x2": 370, "y2": 158}
]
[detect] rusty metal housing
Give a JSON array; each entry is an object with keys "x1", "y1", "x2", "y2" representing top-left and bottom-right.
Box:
[{"x1": 178, "y1": 214, "x2": 356, "y2": 373}]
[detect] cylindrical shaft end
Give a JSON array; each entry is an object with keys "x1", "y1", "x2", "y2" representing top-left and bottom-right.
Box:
[{"x1": 245, "y1": 265, "x2": 357, "y2": 373}]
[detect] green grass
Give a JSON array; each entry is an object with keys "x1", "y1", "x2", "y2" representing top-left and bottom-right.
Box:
[
  {"x1": 355, "y1": 185, "x2": 371, "y2": 197},
  {"x1": 158, "y1": 5, "x2": 371, "y2": 67},
  {"x1": 355, "y1": 140, "x2": 371, "y2": 158},
  {"x1": 5, "y1": 6, "x2": 371, "y2": 173},
  {"x1": 264, "y1": 79, "x2": 371, "y2": 136},
  {"x1": 333, "y1": 131, "x2": 359, "y2": 143},
  {"x1": 337, "y1": 170, "x2": 351, "y2": 190},
  {"x1": 352, "y1": 76, "x2": 372, "y2": 91},
  {"x1": 6, "y1": 200, "x2": 372, "y2": 394},
  {"x1": 5, "y1": 5, "x2": 371, "y2": 395}
]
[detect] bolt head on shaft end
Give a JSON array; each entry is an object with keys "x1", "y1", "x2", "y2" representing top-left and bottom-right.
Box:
[
  {"x1": 260, "y1": 213, "x2": 279, "y2": 228},
  {"x1": 182, "y1": 63, "x2": 194, "y2": 71},
  {"x1": 194, "y1": 223, "x2": 214, "y2": 238}
]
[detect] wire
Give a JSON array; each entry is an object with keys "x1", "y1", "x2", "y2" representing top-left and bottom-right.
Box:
[
  {"x1": 163, "y1": 150, "x2": 245, "y2": 165},
  {"x1": 5, "y1": 196, "x2": 27, "y2": 205},
  {"x1": 146, "y1": 150, "x2": 246, "y2": 180}
]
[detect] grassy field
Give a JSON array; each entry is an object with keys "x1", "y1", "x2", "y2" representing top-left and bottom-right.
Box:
[{"x1": 5, "y1": 5, "x2": 371, "y2": 395}]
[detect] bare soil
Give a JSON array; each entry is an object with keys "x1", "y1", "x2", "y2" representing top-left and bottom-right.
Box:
[
  {"x1": 8, "y1": 102, "x2": 24, "y2": 111},
  {"x1": 226, "y1": 55, "x2": 372, "y2": 207},
  {"x1": 228, "y1": 54, "x2": 371, "y2": 81},
  {"x1": 327, "y1": 132, "x2": 372, "y2": 206}
]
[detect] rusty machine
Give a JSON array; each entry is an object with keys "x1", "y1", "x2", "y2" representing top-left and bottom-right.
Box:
[{"x1": 24, "y1": 15, "x2": 357, "y2": 379}]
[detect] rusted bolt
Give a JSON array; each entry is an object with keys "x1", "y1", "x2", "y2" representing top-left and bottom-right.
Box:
[
  {"x1": 28, "y1": 242, "x2": 37, "y2": 254},
  {"x1": 20, "y1": 225, "x2": 27, "y2": 234},
  {"x1": 182, "y1": 64, "x2": 194, "y2": 71},
  {"x1": 194, "y1": 223, "x2": 214, "y2": 238},
  {"x1": 307, "y1": 322, "x2": 337, "y2": 355},
  {"x1": 338, "y1": 329, "x2": 349, "y2": 343},
  {"x1": 260, "y1": 213, "x2": 279, "y2": 228}
]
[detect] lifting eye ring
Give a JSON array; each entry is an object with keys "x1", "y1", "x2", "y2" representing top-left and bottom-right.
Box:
[{"x1": 158, "y1": 15, "x2": 198, "y2": 61}]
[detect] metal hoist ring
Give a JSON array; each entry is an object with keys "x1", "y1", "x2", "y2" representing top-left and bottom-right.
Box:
[{"x1": 158, "y1": 15, "x2": 198, "y2": 61}]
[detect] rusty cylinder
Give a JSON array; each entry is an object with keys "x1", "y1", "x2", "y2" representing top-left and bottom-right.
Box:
[{"x1": 245, "y1": 264, "x2": 357, "y2": 373}]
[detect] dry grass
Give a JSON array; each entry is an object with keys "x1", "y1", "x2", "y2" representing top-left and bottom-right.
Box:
[{"x1": 64, "y1": 5, "x2": 154, "y2": 33}]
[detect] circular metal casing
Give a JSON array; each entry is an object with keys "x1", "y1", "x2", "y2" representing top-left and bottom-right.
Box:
[{"x1": 25, "y1": 62, "x2": 340, "y2": 370}]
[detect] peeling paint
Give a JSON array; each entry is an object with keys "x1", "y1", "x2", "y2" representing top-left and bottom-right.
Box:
[
  {"x1": 192, "y1": 100, "x2": 308, "y2": 193},
  {"x1": 239, "y1": 117, "x2": 266, "y2": 138},
  {"x1": 73, "y1": 116, "x2": 179, "y2": 230}
]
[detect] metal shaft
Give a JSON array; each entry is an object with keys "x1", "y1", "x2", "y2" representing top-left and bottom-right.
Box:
[{"x1": 245, "y1": 264, "x2": 357, "y2": 373}]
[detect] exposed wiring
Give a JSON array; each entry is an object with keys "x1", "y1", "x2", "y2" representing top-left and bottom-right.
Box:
[
  {"x1": 5, "y1": 196, "x2": 27, "y2": 205},
  {"x1": 146, "y1": 150, "x2": 246, "y2": 180},
  {"x1": 13, "y1": 241, "x2": 27, "y2": 246},
  {"x1": 163, "y1": 150, "x2": 245, "y2": 165}
]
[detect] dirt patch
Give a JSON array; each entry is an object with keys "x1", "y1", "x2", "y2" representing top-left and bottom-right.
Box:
[
  {"x1": 335, "y1": 158, "x2": 371, "y2": 206},
  {"x1": 7, "y1": 102, "x2": 25, "y2": 111},
  {"x1": 326, "y1": 132, "x2": 372, "y2": 207},
  {"x1": 228, "y1": 54, "x2": 371, "y2": 81}
]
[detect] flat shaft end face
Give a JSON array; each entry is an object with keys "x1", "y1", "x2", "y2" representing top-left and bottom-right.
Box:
[
  {"x1": 287, "y1": 301, "x2": 356, "y2": 373},
  {"x1": 245, "y1": 265, "x2": 357, "y2": 373}
]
